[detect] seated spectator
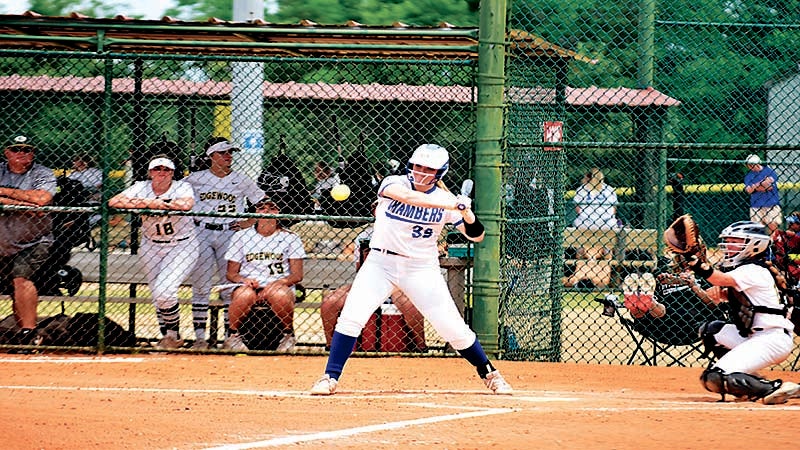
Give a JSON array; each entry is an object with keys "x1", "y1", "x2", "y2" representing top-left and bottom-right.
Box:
[
  {"x1": 321, "y1": 204, "x2": 426, "y2": 351},
  {"x1": 0, "y1": 135, "x2": 57, "y2": 349},
  {"x1": 572, "y1": 168, "x2": 621, "y2": 230},
  {"x1": 68, "y1": 154, "x2": 103, "y2": 233},
  {"x1": 771, "y1": 211, "x2": 800, "y2": 287},
  {"x1": 223, "y1": 198, "x2": 306, "y2": 352}
]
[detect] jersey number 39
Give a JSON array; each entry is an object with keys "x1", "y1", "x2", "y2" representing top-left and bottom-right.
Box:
[{"x1": 411, "y1": 225, "x2": 434, "y2": 238}]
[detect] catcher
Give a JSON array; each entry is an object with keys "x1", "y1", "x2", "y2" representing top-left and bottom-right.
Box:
[{"x1": 664, "y1": 215, "x2": 799, "y2": 404}]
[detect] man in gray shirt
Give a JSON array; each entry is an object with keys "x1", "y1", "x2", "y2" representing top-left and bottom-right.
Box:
[{"x1": 0, "y1": 135, "x2": 57, "y2": 347}]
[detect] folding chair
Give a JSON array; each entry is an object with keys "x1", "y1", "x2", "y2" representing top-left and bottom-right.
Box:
[{"x1": 596, "y1": 279, "x2": 727, "y2": 366}]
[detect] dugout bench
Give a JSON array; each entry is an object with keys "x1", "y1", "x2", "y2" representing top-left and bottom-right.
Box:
[
  {"x1": 60, "y1": 251, "x2": 356, "y2": 347},
  {"x1": 5, "y1": 250, "x2": 469, "y2": 349}
]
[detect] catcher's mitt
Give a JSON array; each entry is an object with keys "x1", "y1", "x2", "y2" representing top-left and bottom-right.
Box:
[{"x1": 664, "y1": 213, "x2": 707, "y2": 257}]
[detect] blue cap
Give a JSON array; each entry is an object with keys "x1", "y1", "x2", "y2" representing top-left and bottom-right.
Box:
[{"x1": 786, "y1": 214, "x2": 800, "y2": 226}]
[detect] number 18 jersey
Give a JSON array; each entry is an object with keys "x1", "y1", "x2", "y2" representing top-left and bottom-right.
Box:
[
  {"x1": 370, "y1": 175, "x2": 464, "y2": 260},
  {"x1": 120, "y1": 180, "x2": 196, "y2": 242}
]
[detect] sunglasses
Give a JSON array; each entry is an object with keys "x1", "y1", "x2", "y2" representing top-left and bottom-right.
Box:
[
  {"x1": 212, "y1": 150, "x2": 235, "y2": 156},
  {"x1": 150, "y1": 166, "x2": 174, "y2": 172},
  {"x1": 7, "y1": 146, "x2": 34, "y2": 153}
]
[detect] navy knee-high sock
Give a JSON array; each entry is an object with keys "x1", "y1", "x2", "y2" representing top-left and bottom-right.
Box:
[
  {"x1": 457, "y1": 338, "x2": 496, "y2": 378},
  {"x1": 325, "y1": 331, "x2": 357, "y2": 380}
]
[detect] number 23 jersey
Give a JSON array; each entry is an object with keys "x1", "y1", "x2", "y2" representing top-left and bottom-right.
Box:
[
  {"x1": 371, "y1": 175, "x2": 464, "y2": 259},
  {"x1": 225, "y1": 228, "x2": 307, "y2": 285}
]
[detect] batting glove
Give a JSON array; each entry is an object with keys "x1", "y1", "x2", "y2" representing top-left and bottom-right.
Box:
[{"x1": 455, "y1": 194, "x2": 472, "y2": 211}]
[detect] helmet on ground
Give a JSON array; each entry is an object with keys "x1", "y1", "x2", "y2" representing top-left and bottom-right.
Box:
[
  {"x1": 406, "y1": 144, "x2": 449, "y2": 185},
  {"x1": 718, "y1": 221, "x2": 771, "y2": 268}
]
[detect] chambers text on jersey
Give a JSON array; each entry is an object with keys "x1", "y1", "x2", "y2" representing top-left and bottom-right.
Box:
[{"x1": 385, "y1": 199, "x2": 444, "y2": 223}]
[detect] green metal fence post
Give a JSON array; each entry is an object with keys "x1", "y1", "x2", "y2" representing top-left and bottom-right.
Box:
[{"x1": 472, "y1": 0, "x2": 507, "y2": 355}]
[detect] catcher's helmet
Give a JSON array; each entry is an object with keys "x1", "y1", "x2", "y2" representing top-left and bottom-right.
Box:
[
  {"x1": 406, "y1": 144, "x2": 449, "y2": 185},
  {"x1": 718, "y1": 221, "x2": 771, "y2": 268}
]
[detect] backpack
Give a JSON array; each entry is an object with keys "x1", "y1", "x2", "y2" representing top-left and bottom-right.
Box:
[
  {"x1": 238, "y1": 305, "x2": 284, "y2": 350},
  {"x1": 257, "y1": 154, "x2": 313, "y2": 226},
  {"x1": 67, "y1": 312, "x2": 137, "y2": 347},
  {"x1": 52, "y1": 176, "x2": 92, "y2": 251}
]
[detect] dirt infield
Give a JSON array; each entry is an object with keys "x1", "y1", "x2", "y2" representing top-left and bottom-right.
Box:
[{"x1": 1, "y1": 354, "x2": 798, "y2": 449}]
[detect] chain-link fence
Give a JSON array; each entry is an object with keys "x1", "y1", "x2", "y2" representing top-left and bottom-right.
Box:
[
  {"x1": 1, "y1": 3, "x2": 799, "y2": 369},
  {"x1": 505, "y1": 0, "x2": 800, "y2": 369},
  {"x1": 0, "y1": 45, "x2": 478, "y2": 354}
]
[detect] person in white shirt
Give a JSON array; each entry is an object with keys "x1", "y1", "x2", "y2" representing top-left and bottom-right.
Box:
[
  {"x1": 688, "y1": 221, "x2": 799, "y2": 404},
  {"x1": 184, "y1": 138, "x2": 265, "y2": 349},
  {"x1": 223, "y1": 198, "x2": 306, "y2": 352},
  {"x1": 108, "y1": 155, "x2": 198, "y2": 350},
  {"x1": 572, "y1": 168, "x2": 620, "y2": 230},
  {"x1": 309, "y1": 143, "x2": 512, "y2": 396}
]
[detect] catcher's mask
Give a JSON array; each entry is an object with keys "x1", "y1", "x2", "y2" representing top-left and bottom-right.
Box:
[
  {"x1": 718, "y1": 221, "x2": 771, "y2": 268},
  {"x1": 406, "y1": 144, "x2": 449, "y2": 186}
]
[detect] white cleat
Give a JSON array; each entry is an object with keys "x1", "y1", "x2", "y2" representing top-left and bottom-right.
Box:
[
  {"x1": 484, "y1": 370, "x2": 513, "y2": 395},
  {"x1": 223, "y1": 333, "x2": 249, "y2": 352},
  {"x1": 310, "y1": 374, "x2": 338, "y2": 396},
  {"x1": 762, "y1": 381, "x2": 800, "y2": 405},
  {"x1": 191, "y1": 338, "x2": 210, "y2": 350},
  {"x1": 276, "y1": 333, "x2": 297, "y2": 352},
  {"x1": 156, "y1": 335, "x2": 184, "y2": 350}
]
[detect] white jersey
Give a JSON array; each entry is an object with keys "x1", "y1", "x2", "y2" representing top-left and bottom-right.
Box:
[
  {"x1": 225, "y1": 227, "x2": 307, "y2": 285},
  {"x1": 118, "y1": 180, "x2": 196, "y2": 242},
  {"x1": 184, "y1": 170, "x2": 265, "y2": 225},
  {"x1": 728, "y1": 264, "x2": 794, "y2": 331},
  {"x1": 370, "y1": 175, "x2": 463, "y2": 260}
]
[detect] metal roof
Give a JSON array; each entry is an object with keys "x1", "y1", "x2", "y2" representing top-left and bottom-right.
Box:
[
  {"x1": 0, "y1": 12, "x2": 592, "y2": 62},
  {"x1": 0, "y1": 75, "x2": 680, "y2": 107}
]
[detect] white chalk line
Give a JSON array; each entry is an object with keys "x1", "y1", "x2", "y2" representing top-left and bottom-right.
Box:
[
  {"x1": 0, "y1": 356, "x2": 152, "y2": 363},
  {"x1": 2, "y1": 382, "x2": 799, "y2": 449},
  {"x1": 2, "y1": 384, "x2": 798, "y2": 412},
  {"x1": 202, "y1": 406, "x2": 517, "y2": 450}
]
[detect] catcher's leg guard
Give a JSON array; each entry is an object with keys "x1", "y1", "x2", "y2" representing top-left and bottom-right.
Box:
[
  {"x1": 699, "y1": 320, "x2": 729, "y2": 360},
  {"x1": 700, "y1": 367, "x2": 780, "y2": 402}
]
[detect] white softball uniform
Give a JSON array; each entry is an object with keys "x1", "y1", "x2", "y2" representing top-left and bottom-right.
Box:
[
  {"x1": 712, "y1": 264, "x2": 794, "y2": 374},
  {"x1": 184, "y1": 170, "x2": 265, "y2": 303},
  {"x1": 335, "y1": 175, "x2": 477, "y2": 349},
  {"x1": 116, "y1": 180, "x2": 199, "y2": 310},
  {"x1": 224, "y1": 228, "x2": 306, "y2": 286}
]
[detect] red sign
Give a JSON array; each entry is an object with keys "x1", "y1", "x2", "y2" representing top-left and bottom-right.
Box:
[{"x1": 543, "y1": 121, "x2": 563, "y2": 151}]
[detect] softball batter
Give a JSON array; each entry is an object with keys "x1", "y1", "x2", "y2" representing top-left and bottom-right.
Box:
[
  {"x1": 310, "y1": 144, "x2": 513, "y2": 395},
  {"x1": 109, "y1": 155, "x2": 199, "y2": 350},
  {"x1": 184, "y1": 139, "x2": 265, "y2": 349}
]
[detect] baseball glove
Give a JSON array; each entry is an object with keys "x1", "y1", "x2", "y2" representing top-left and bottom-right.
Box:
[{"x1": 663, "y1": 213, "x2": 707, "y2": 259}]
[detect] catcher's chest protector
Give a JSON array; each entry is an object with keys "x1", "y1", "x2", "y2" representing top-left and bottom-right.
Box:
[{"x1": 726, "y1": 288, "x2": 755, "y2": 337}]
